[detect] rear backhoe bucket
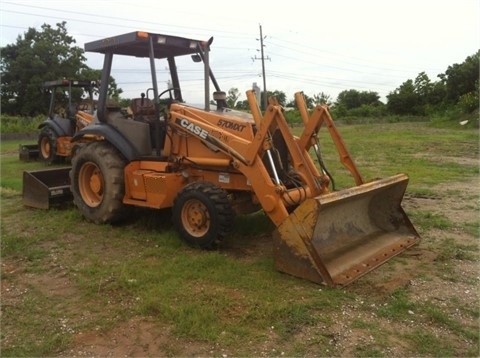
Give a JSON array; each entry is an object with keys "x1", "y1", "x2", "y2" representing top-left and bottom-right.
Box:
[
  {"x1": 273, "y1": 173, "x2": 420, "y2": 286},
  {"x1": 23, "y1": 168, "x2": 72, "y2": 209}
]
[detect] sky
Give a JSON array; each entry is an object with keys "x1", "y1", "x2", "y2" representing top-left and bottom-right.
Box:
[{"x1": 1, "y1": 0, "x2": 479, "y2": 105}]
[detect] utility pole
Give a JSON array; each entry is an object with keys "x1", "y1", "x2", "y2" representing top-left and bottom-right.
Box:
[{"x1": 252, "y1": 24, "x2": 270, "y2": 110}]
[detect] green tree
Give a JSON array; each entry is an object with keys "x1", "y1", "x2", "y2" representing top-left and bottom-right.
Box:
[
  {"x1": 313, "y1": 92, "x2": 332, "y2": 106},
  {"x1": 336, "y1": 89, "x2": 380, "y2": 110},
  {"x1": 1, "y1": 22, "x2": 88, "y2": 115},
  {"x1": 302, "y1": 93, "x2": 315, "y2": 108},
  {"x1": 79, "y1": 67, "x2": 122, "y2": 100},
  {"x1": 414, "y1": 71, "x2": 433, "y2": 100},
  {"x1": 234, "y1": 99, "x2": 250, "y2": 110},
  {"x1": 1, "y1": 22, "x2": 123, "y2": 115},
  {"x1": 426, "y1": 80, "x2": 447, "y2": 107},
  {"x1": 286, "y1": 93, "x2": 314, "y2": 109},
  {"x1": 263, "y1": 90, "x2": 287, "y2": 107},
  {"x1": 387, "y1": 72, "x2": 449, "y2": 115},
  {"x1": 439, "y1": 50, "x2": 479, "y2": 103},
  {"x1": 386, "y1": 79, "x2": 421, "y2": 115}
]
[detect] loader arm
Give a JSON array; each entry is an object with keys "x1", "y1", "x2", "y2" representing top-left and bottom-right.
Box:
[
  {"x1": 169, "y1": 91, "x2": 419, "y2": 287},
  {"x1": 168, "y1": 94, "x2": 334, "y2": 227},
  {"x1": 294, "y1": 92, "x2": 363, "y2": 186},
  {"x1": 168, "y1": 104, "x2": 290, "y2": 225}
]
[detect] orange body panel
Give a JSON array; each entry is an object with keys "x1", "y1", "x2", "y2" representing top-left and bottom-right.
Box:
[
  {"x1": 56, "y1": 136, "x2": 74, "y2": 156},
  {"x1": 123, "y1": 160, "x2": 256, "y2": 210},
  {"x1": 124, "y1": 161, "x2": 184, "y2": 209},
  {"x1": 53, "y1": 111, "x2": 96, "y2": 158},
  {"x1": 163, "y1": 92, "x2": 336, "y2": 226},
  {"x1": 75, "y1": 111, "x2": 95, "y2": 131}
]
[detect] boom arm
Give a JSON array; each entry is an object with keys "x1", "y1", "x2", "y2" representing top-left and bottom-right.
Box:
[
  {"x1": 295, "y1": 92, "x2": 363, "y2": 186},
  {"x1": 168, "y1": 90, "x2": 355, "y2": 226}
]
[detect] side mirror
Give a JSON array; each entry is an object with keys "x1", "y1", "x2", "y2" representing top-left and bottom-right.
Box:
[{"x1": 191, "y1": 54, "x2": 202, "y2": 63}]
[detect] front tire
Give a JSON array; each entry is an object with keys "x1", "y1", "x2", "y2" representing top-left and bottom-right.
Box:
[
  {"x1": 70, "y1": 141, "x2": 129, "y2": 223},
  {"x1": 38, "y1": 126, "x2": 59, "y2": 164},
  {"x1": 172, "y1": 182, "x2": 235, "y2": 249}
]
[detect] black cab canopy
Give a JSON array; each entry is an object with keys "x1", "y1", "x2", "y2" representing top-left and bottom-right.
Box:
[
  {"x1": 84, "y1": 31, "x2": 206, "y2": 59},
  {"x1": 84, "y1": 31, "x2": 217, "y2": 123},
  {"x1": 43, "y1": 79, "x2": 96, "y2": 89}
]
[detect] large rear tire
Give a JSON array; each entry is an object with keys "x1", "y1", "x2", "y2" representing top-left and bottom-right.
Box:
[
  {"x1": 172, "y1": 182, "x2": 235, "y2": 249},
  {"x1": 70, "y1": 141, "x2": 129, "y2": 224},
  {"x1": 38, "y1": 126, "x2": 59, "y2": 164}
]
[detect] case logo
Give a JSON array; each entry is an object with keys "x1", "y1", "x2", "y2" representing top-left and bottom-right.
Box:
[{"x1": 177, "y1": 118, "x2": 208, "y2": 140}]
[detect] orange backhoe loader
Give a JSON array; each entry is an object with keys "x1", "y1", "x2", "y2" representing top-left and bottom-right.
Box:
[
  {"x1": 22, "y1": 31, "x2": 420, "y2": 286},
  {"x1": 19, "y1": 79, "x2": 97, "y2": 164}
]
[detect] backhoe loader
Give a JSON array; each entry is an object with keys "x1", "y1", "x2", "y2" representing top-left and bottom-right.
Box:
[
  {"x1": 22, "y1": 31, "x2": 420, "y2": 286},
  {"x1": 19, "y1": 79, "x2": 97, "y2": 164}
]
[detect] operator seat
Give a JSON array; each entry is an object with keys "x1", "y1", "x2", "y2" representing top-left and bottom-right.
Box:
[
  {"x1": 131, "y1": 93, "x2": 156, "y2": 122},
  {"x1": 131, "y1": 93, "x2": 157, "y2": 149},
  {"x1": 66, "y1": 103, "x2": 78, "y2": 120}
]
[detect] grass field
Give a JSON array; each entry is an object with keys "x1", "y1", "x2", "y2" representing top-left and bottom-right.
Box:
[{"x1": 1, "y1": 121, "x2": 479, "y2": 357}]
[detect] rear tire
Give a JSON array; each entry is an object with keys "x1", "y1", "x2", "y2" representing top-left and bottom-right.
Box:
[
  {"x1": 38, "y1": 126, "x2": 59, "y2": 164},
  {"x1": 70, "y1": 141, "x2": 129, "y2": 224},
  {"x1": 172, "y1": 182, "x2": 235, "y2": 249}
]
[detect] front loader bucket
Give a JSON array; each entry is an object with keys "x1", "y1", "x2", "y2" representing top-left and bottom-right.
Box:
[
  {"x1": 23, "y1": 168, "x2": 72, "y2": 209},
  {"x1": 273, "y1": 174, "x2": 420, "y2": 286}
]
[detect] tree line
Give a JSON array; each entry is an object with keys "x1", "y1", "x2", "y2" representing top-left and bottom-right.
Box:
[
  {"x1": 231, "y1": 50, "x2": 478, "y2": 120},
  {"x1": 0, "y1": 22, "x2": 122, "y2": 116},
  {"x1": 1, "y1": 22, "x2": 478, "y2": 120}
]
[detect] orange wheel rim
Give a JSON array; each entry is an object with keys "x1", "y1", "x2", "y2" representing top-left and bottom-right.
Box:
[
  {"x1": 78, "y1": 162, "x2": 104, "y2": 207},
  {"x1": 181, "y1": 199, "x2": 210, "y2": 237},
  {"x1": 40, "y1": 137, "x2": 50, "y2": 158}
]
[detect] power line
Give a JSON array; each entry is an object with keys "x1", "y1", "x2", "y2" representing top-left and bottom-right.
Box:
[
  {"x1": 0, "y1": 2, "x2": 255, "y2": 40},
  {"x1": 267, "y1": 35, "x2": 446, "y2": 74},
  {"x1": 1, "y1": 2, "x2": 459, "y2": 101},
  {"x1": 251, "y1": 24, "x2": 270, "y2": 110}
]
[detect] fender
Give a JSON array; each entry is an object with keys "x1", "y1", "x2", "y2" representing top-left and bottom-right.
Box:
[
  {"x1": 38, "y1": 117, "x2": 72, "y2": 136},
  {"x1": 71, "y1": 123, "x2": 139, "y2": 161}
]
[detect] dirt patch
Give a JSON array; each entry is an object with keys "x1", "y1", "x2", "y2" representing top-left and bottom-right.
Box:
[
  {"x1": 413, "y1": 152, "x2": 479, "y2": 167},
  {"x1": 58, "y1": 317, "x2": 213, "y2": 357}
]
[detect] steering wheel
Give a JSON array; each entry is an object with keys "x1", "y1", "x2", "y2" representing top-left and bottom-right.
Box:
[
  {"x1": 158, "y1": 87, "x2": 179, "y2": 100},
  {"x1": 157, "y1": 87, "x2": 180, "y2": 116}
]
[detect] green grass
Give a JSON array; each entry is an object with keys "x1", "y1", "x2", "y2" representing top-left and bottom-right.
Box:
[
  {"x1": 301, "y1": 122, "x2": 479, "y2": 190},
  {"x1": 1, "y1": 122, "x2": 479, "y2": 356},
  {"x1": 404, "y1": 330, "x2": 456, "y2": 357},
  {"x1": 0, "y1": 114, "x2": 44, "y2": 134},
  {"x1": 422, "y1": 303, "x2": 479, "y2": 341},
  {"x1": 435, "y1": 238, "x2": 479, "y2": 262},
  {"x1": 409, "y1": 211, "x2": 454, "y2": 231},
  {"x1": 1, "y1": 293, "x2": 73, "y2": 357},
  {"x1": 377, "y1": 288, "x2": 416, "y2": 320},
  {"x1": 70, "y1": 239, "x2": 350, "y2": 344}
]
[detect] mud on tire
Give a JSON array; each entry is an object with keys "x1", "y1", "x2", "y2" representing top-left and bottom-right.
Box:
[{"x1": 70, "y1": 141, "x2": 129, "y2": 224}]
